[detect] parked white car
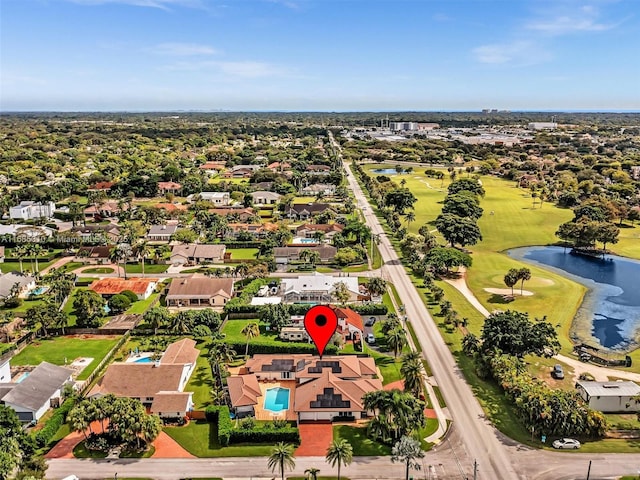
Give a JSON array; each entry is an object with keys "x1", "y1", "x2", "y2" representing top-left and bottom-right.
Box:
[{"x1": 552, "y1": 438, "x2": 581, "y2": 449}]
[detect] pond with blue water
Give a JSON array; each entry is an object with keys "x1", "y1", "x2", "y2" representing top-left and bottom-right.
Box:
[
  {"x1": 372, "y1": 168, "x2": 404, "y2": 174},
  {"x1": 508, "y1": 246, "x2": 640, "y2": 350}
]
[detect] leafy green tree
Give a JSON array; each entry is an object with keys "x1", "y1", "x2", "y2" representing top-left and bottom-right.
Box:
[
  {"x1": 425, "y1": 247, "x2": 472, "y2": 275},
  {"x1": 268, "y1": 442, "x2": 296, "y2": 480},
  {"x1": 435, "y1": 213, "x2": 482, "y2": 247},
  {"x1": 384, "y1": 188, "x2": 417, "y2": 214},
  {"x1": 262, "y1": 303, "x2": 289, "y2": 332},
  {"x1": 391, "y1": 436, "x2": 424, "y2": 480},
  {"x1": 108, "y1": 294, "x2": 131, "y2": 314},
  {"x1": 442, "y1": 192, "x2": 484, "y2": 219},
  {"x1": 480, "y1": 310, "x2": 560, "y2": 358},
  {"x1": 363, "y1": 389, "x2": 425, "y2": 444},
  {"x1": 143, "y1": 306, "x2": 171, "y2": 335},
  {"x1": 325, "y1": 439, "x2": 353, "y2": 480},
  {"x1": 387, "y1": 327, "x2": 407, "y2": 358},
  {"x1": 366, "y1": 277, "x2": 387, "y2": 297},
  {"x1": 503, "y1": 269, "x2": 519, "y2": 296},
  {"x1": 332, "y1": 281, "x2": 351, "y2": 304},
  {"x1": 447, "y1": 178, "x2": 485, "y2": 197},
  {"x1": 72, "y1": 290, "x2": 106, "y2": 328}
]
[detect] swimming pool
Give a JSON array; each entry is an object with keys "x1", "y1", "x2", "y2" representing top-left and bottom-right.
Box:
[
  {"x1": 264, "y1": 387, "x2": 290, "y2": 413},
  {"x1": 29, "y1": 286, "x2": 49, "y2": 296},
  {"x1": 291, "y1": 237, "x2": 318, "y2": 244},
  {"x1": 134, "y1": 356, "x2": 154, "y2": 363},
  {"x1": 16, "y1": 372, "x2": 30, "y2": 383}
]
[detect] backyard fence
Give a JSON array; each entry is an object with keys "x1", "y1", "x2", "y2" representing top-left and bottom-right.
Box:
[{"x1": 78, "y1": 331, "x2": 130, "y2": 396}]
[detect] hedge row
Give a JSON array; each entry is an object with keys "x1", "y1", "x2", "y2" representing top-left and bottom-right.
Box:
[
  {"x1": 225, "y1": 303, "x2": 388, "y2": 315},
  {"x1": 34, "y1": 398, "x2": 74, "y2": 447},
  {"x1": 224, "y1": 340, "x2": 338, "y2": 356},
  {"x1": 204, "y1": 406, "x2": 299, "y2": 446}
]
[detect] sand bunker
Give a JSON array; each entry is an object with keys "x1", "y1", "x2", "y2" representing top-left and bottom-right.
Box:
[{"x1": 484, "y1": 288, "x2": 534, "y2": 297}]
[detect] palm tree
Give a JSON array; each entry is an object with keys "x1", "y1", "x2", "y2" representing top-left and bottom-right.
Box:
[
  {"x1": 241, "y1": 322, "x2": 260, "y2": 357},
  {"x1": 144, "y1": 306, "x2": 171, "y2": 335},
  {"x1": 267, "y1": 442, "x2": 296, "y2": 480},
  {"x1": 13, "y1": 244, "x2": 26, "y2": 273},
  {"x1": 405, "y1": 211, "x2": 415, "y2": 229},
  {"x1": 518, "y1": 267, "x2": 532, "y2": 295},
  {"x1": 400, "y1": 352, "x2": 424, "y2": 397},
  {"x1": 135, "y1": 241, "x2": 152, "y2": 277},
  {"x1": 68, "y1": 405, "x2": 92, "y2": 442},
  {"x1": 109, "y1": 246, "x2": 124, "y2": 278},
  {"x1": 325, "y1": 438, "x2": 353, "y2": 480},
  {"x1": 307, "y1": 250, "x2": 321, "y2": 268},
  {"x1": 170, "y1": 311, "x2": 192, "y2": 334},
  {"x1": 387, "y1": 327, "x2": 407, "y2": 358},
  {"x1": 391, "y1": 436, "x2": 424, "y2": 480},
  {"x1": 305, "y1": 467, "x2": 320, "y2": 480},
  {"x1": 366, "y1": 277, "x2": 386, "y2": 298}
]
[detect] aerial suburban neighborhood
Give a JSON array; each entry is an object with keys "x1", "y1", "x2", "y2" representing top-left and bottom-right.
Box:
[{"x1": 0, "y1": 111, "x2": 639, "y2": 480}]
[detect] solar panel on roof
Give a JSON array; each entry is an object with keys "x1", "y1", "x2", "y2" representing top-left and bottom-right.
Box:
[
  {"x1": 263, "y1": 359, "x2": 295, "y2": 372},
  {"x1": 308, "y1": 360, "x2": 342, "y2": 374},
  {"x1": 310, "y1": 387, "x2": 351, "y2": 409}
]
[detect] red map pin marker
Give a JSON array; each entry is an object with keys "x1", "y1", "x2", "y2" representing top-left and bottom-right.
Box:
[{"x1": 304, "y1": 305, "x2": 338, "y2": 358}]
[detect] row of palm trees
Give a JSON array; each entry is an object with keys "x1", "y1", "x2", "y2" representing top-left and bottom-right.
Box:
[{"x1": 10, "y1": 243, "x2": 47, "y2": 273}]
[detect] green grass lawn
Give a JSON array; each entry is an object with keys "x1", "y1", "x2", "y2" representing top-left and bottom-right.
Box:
[
  {"x1": 11, "y1": 336, "x2": 119, "y2": 380},
  {"x1": 333, "y1": 425, "x2": 391, "y2": 456},
  {"x1": 124, "y1": 263, "x2": 169, "y2": 274},
  {"x1": 222, "y1": 319, "x2": 311, "y2": 352},
  {"x1": 57, "y1": 261, "x2": 85, "y2": 273},
  {"x1": 126, "y1": 293, "x2": 159, "y2": 314},
  {"x1": 62, "y1": 287, "x2": 89, "y2": 326},
  {"x1": 227, "y1": 248, "x2": 258, "y2": 260},
  {"x1": 81, "y1": 267, "x2": 115, "y2": 274},
  {"x1": 1, "y1": 297, "x2": 46, "y2": 314},
  {"x1": 184, "y1": 346, "x2": 215, "y2": 409},
  {"x1": 164, "y1": 420, "x2": 275, "y2": 457},
  {"x1": 0, "y1": 260, "x2": 56, "y2": 274}
]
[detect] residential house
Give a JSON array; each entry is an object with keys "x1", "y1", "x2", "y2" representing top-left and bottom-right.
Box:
[
  {"x1": 209, "y1": 208, "x2": 255, "y2": 222},
  {"x1": 576, "y1": 381, "x2": 640, "y2": 413},
  {"x1": 307, "y1": 165, "x2": 331, "y2": 175},
  {"x1": 334, "y1": 307, "x2": 364, "y2": 341},
  {"x1": 75, "y1": 246, "x2": 112, "y2": 264},
  {"x1": 154, "y1": 203, "x2": 188, "y2": 214},
  {"x1": 9, "y1": 201, "x2": 56, "y2": 220},
  {"x1": 198, "y1": 162, "x2": 226, "y2": 175},
  {"x1": 296, "y1": 223, "x2": 343, "y2": 242},
  {"x1": 223, "y1": 165, "x2": 260, "y2": 178},
  {"x1": 251, "y1": 191, "x2": 282, "y2": 205},
  {"x1": 170, "y1": 244, "x2": 226, "y2": 265},
  {"x1": 0, "y1": 356, "x2": 10, "y2": 383},
  {"x1": 273, "y1": 245, "x2": 337, "y2": 265},
  {"x1": 226, "y1": 223, "x2": 275, "y2": 239},
  {"x1": 89, "y1": 339, "x2": 199, "y2": 409},
  {"x1": 286, "y1": 203, "x2": 335, "y2": 221},
  {"x1": 90, "y1": 277, "x2": 158, "y2": 300},
  {"x1": 301, "y1": 184, "x2": 336, "y2": 196},
  {"x1": 147, "y1": 224, "x2": 178, "y2": 242},
  {"x1": 1, "y1": 362, "x2": 73, "y2": 422},
  {"x1": 150, "y1": 391, "x2": 194, "y2": 420},
  {"x1": 280, "y1": 273, "x2": 361, "y2": 303},
  {"x1": 187, "y1": 192, "x2": 230, "y2": 206},
  {"x1": 228, "y1": 354, "x2": 381, "y2": 422},
  {"x1": 0, "y1": 225, "x2": 53, "y2": 241},
  {"x1": 0, "y1": 272, "x2": 36, "y2": 300},
  {"x1": 157, "y1": 181, "x2": 182, "y2": 196},
  {"x1": 70, "y1": 225, "x2": 121, "y2": 243},
  {"x1": 165, "y1": 275, "x2": 234, "y2": 307},
  {"x1": 87, "y1": 181, "x2": 115, "y2": 192},
  {"x1": 267, "y1": 161, "x2": 291, "y2": 172},
  {"x1": 83, "y1": 200, "x2": 123, "y2": 218}
]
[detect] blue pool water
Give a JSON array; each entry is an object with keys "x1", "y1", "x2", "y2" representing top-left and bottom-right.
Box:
[
  {"x1": 134, "y1": 356, "x2": 153, "y2": 363},
  {"x1": 509, "y1": 246, "x2": 640, "y2": 349},
  {"x1": 373, "y1": 168, "x2": 403, "y2": 174},
  {"x1": 29, "y1": 286, "x2": 48, "y2": 296},
  {"x1": 16, "y1": 372, "x2": 30, "y2": 383},
  {"x1": 264, "y1": 387, "x2": 290, "y2": 413}
]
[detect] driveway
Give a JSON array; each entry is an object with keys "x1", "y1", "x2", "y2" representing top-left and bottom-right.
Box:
[{"x1": 295, "y1": 423, "x2": 333, "y2": 456}]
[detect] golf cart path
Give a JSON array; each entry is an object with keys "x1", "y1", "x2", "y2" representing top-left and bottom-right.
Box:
[{"x1": 445, "y1": 270, "x2": 640, "y2": 383}]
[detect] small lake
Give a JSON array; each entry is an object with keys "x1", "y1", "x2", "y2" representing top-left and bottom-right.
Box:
[
  {"x1": 372, "y1": 168, "x2": 404, "y2": 174},
  {"x1": 508, "y1": 246, "x2": 640, "y2": 350}
]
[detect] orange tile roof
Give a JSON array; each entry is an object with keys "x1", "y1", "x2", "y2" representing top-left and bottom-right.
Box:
[
  {"x1": 227, "y1": 374, "x2": 262, "y2": 407},
  {"x1": 158, "y1": 181, "x2": 182, "y2": 189},
  {"x1": 155, "y1": 203, "x2": 188, "y2": 211},
  {"x1": 89, "y1": 278, "x2": 157, "y2": 296},
  {"x1": 334, "y1": 307, "x2": 364, "y2": 332}
]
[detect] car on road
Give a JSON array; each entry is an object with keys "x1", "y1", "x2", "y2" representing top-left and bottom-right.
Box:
[
  {"x1": 366, "y1": 333, "x2": 376, "y2": 344},
  {"x1": 365, "y1": 316, "x2": 376, "y2": 326},
  {"x1": 552, "y1": 438, "x2": 581, "y2": 449},
  {"x1": 551, "y1": 364, "x2": 564, "y2": 379}
]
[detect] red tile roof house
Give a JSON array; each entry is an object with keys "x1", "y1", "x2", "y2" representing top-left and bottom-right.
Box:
[
  {"x1": 228, "y1": 354, "x2": 382, "y2": 422},
  {"x1": 88, "y1": 339, "x2": 198, "y2": 416},
  {"x1": 334, "y1": 307, "x2": 365, "y2": 342},
  {"x1": 157, "y1": 181, "x2": 182, "y2": 195},
  {"x1": 165, "y1": 275, "x2": 234, "y2": 308},
  {"x1": 89, "y1": 277, "x2": 158, "y2": 300},
  {"x1": 198, "y1": 162, "x2": 226, "y2": 174}
]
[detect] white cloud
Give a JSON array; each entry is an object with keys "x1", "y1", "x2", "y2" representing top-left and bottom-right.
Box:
[
  {"x1": 69, "y1": 0, "x2": 204, "y2": 10},
  {"x1": 525, "y1": 4, "x2": 617, "y2": 35},
  {"x1": 151, "y1": 42, "x2": 218, "y2": 56},
  {"x1": 473, "y1": 41, "x2": 551, "y2": 66}
]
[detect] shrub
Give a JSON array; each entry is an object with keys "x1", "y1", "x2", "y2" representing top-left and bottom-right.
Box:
[
  {"x1": 121, "y1": 290, "x2": 139, "y2": 303},
  {"x1": 223, "y1": 340, "x2": 338, "y2": 356},
  {"x1": 34, "y1": 398, "x2": 74, "y2": 447},
  {"x1": 108, "y1": 294, "x2": 131, "y2": 314}
]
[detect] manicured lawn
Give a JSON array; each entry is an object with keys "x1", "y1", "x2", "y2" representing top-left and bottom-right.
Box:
[
  {"x1": 82, "y1": 267, "x2": 115, "y2": 274},
  {"x1": 1, "y1": 297, "x2": 45, "y2": 314},
  {"x1": 222, "y1": 319, "x2": 311, "y2": 352},
  {"x1": 0, "y1": 260, "x2": 56, "y2": 273},
  {"x1": 164, "y1": 420, "x2": 275, "y2": 457},
  {"x1": 11, "y1": 336, "x2": 119, "y2": 380},
  {"x1": 333, "y1": 425, "x2": 391, "y2": 456},
  {"x1": 184, "y1": 346, "x2": 215, "y2": 409},
  {"x1": 124, "y1": 263, "x2": 169, "y2": 274},
  {"x1": 62, "y1": 287, "x2": 89, "y2": 326},
  {"x1": 73, "y1": 441, "x2": 108, "y2": 458},
  {"x1": 126, "y1": 293, "x2": 159, "y2": 314},
  {"x1": 227, "y1": 248, "x2": 258, "y2": 260},
  {"x1": 57, "y1": 261, "x2": 85, "y2": 273}
]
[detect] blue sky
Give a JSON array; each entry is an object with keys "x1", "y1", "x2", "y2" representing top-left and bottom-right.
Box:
[{"x1": 1, "y1": 0, "x2": 639, "y2": 111}]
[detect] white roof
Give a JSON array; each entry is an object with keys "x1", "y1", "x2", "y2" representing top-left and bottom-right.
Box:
[
  {"x1": 0, "y1": 225, "x2": 53, "y2": 237},
  {"x1": 577, "y1": 381, "x2": 640, "y2": 397},
  {"x1": 281, "y1": 272, "x2": 359, "y2": 295},
  {"x1": 250, "y1": 297, "x2": 282, "y2": 305}
]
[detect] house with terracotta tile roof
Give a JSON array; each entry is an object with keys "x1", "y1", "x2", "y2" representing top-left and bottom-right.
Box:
[
  {"x1": 199, "y1": 162, "x2": 226, "y2": 174},
  {"x1": 228, "y1": 354, "x2": 382, "y2": 422},
  {"x1": 295, "y1": 223, "x2": 343, "y2": 242},
  {"x1": 334, "y1": 307, "x2": 365, "y2": 341},
  {"x1": 158, "y1": 181, "x2": 182, "y2": 195},
  {"x1": 89, "y1": 277, "x2": 158, "y2": 300},
  {"x1": 87, "y1": 181, "x2": 115, "y2": 191}
]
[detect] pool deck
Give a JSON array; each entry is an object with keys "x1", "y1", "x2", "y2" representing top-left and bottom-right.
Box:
[{"x1": 253, "y1": 380, "x2": 297, "y2": 421}]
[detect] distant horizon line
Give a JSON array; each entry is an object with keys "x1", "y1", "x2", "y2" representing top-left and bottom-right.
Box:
[{"x1": 2, "y1": 109, "x2": 640, "y2": 114}]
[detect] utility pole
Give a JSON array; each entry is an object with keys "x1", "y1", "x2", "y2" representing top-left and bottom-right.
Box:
[
  {"x1": 586, "y1": 460, "x2": 591, "y2": 480},
  {"x1": 473, "y1": 460, "x2": 478, "y2": 480}
]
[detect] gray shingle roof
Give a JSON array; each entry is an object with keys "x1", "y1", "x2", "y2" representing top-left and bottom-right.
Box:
[
  {"x1": 577, "y1": 380, "x2": 640, "y2": 397},
  {"x1": 2, "y1": 362, "x2": 73, "y2": 411}
]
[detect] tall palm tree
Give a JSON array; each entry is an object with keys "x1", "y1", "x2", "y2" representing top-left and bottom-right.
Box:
[
  {"x1": 387, "y1": 327, "x2": 408, "y2": 358},
  {"x1": 135, "y1": 241, "x2": 152, "y2": 277},
  {"x1": 405, "y1": 211, "x2": 416, "y2": 229},
  {"x1": 325, "y1": 439, "x2": 353, "y2": 480},
  {"x1": 268, "y1": 442, "x2": 296, "y2": 480},
  {"x1": 241, "y1": 322, "x2": 260, "y2": 357},
  {"x1": 400, "y1": 351, "x2": 424, "y2": 397},
  {"x1": 13, "y1": 244, "x2": 26, "y2": 273},
  {"x1": 109, "y1": 246, "x2": 123, "y2": 278}
]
